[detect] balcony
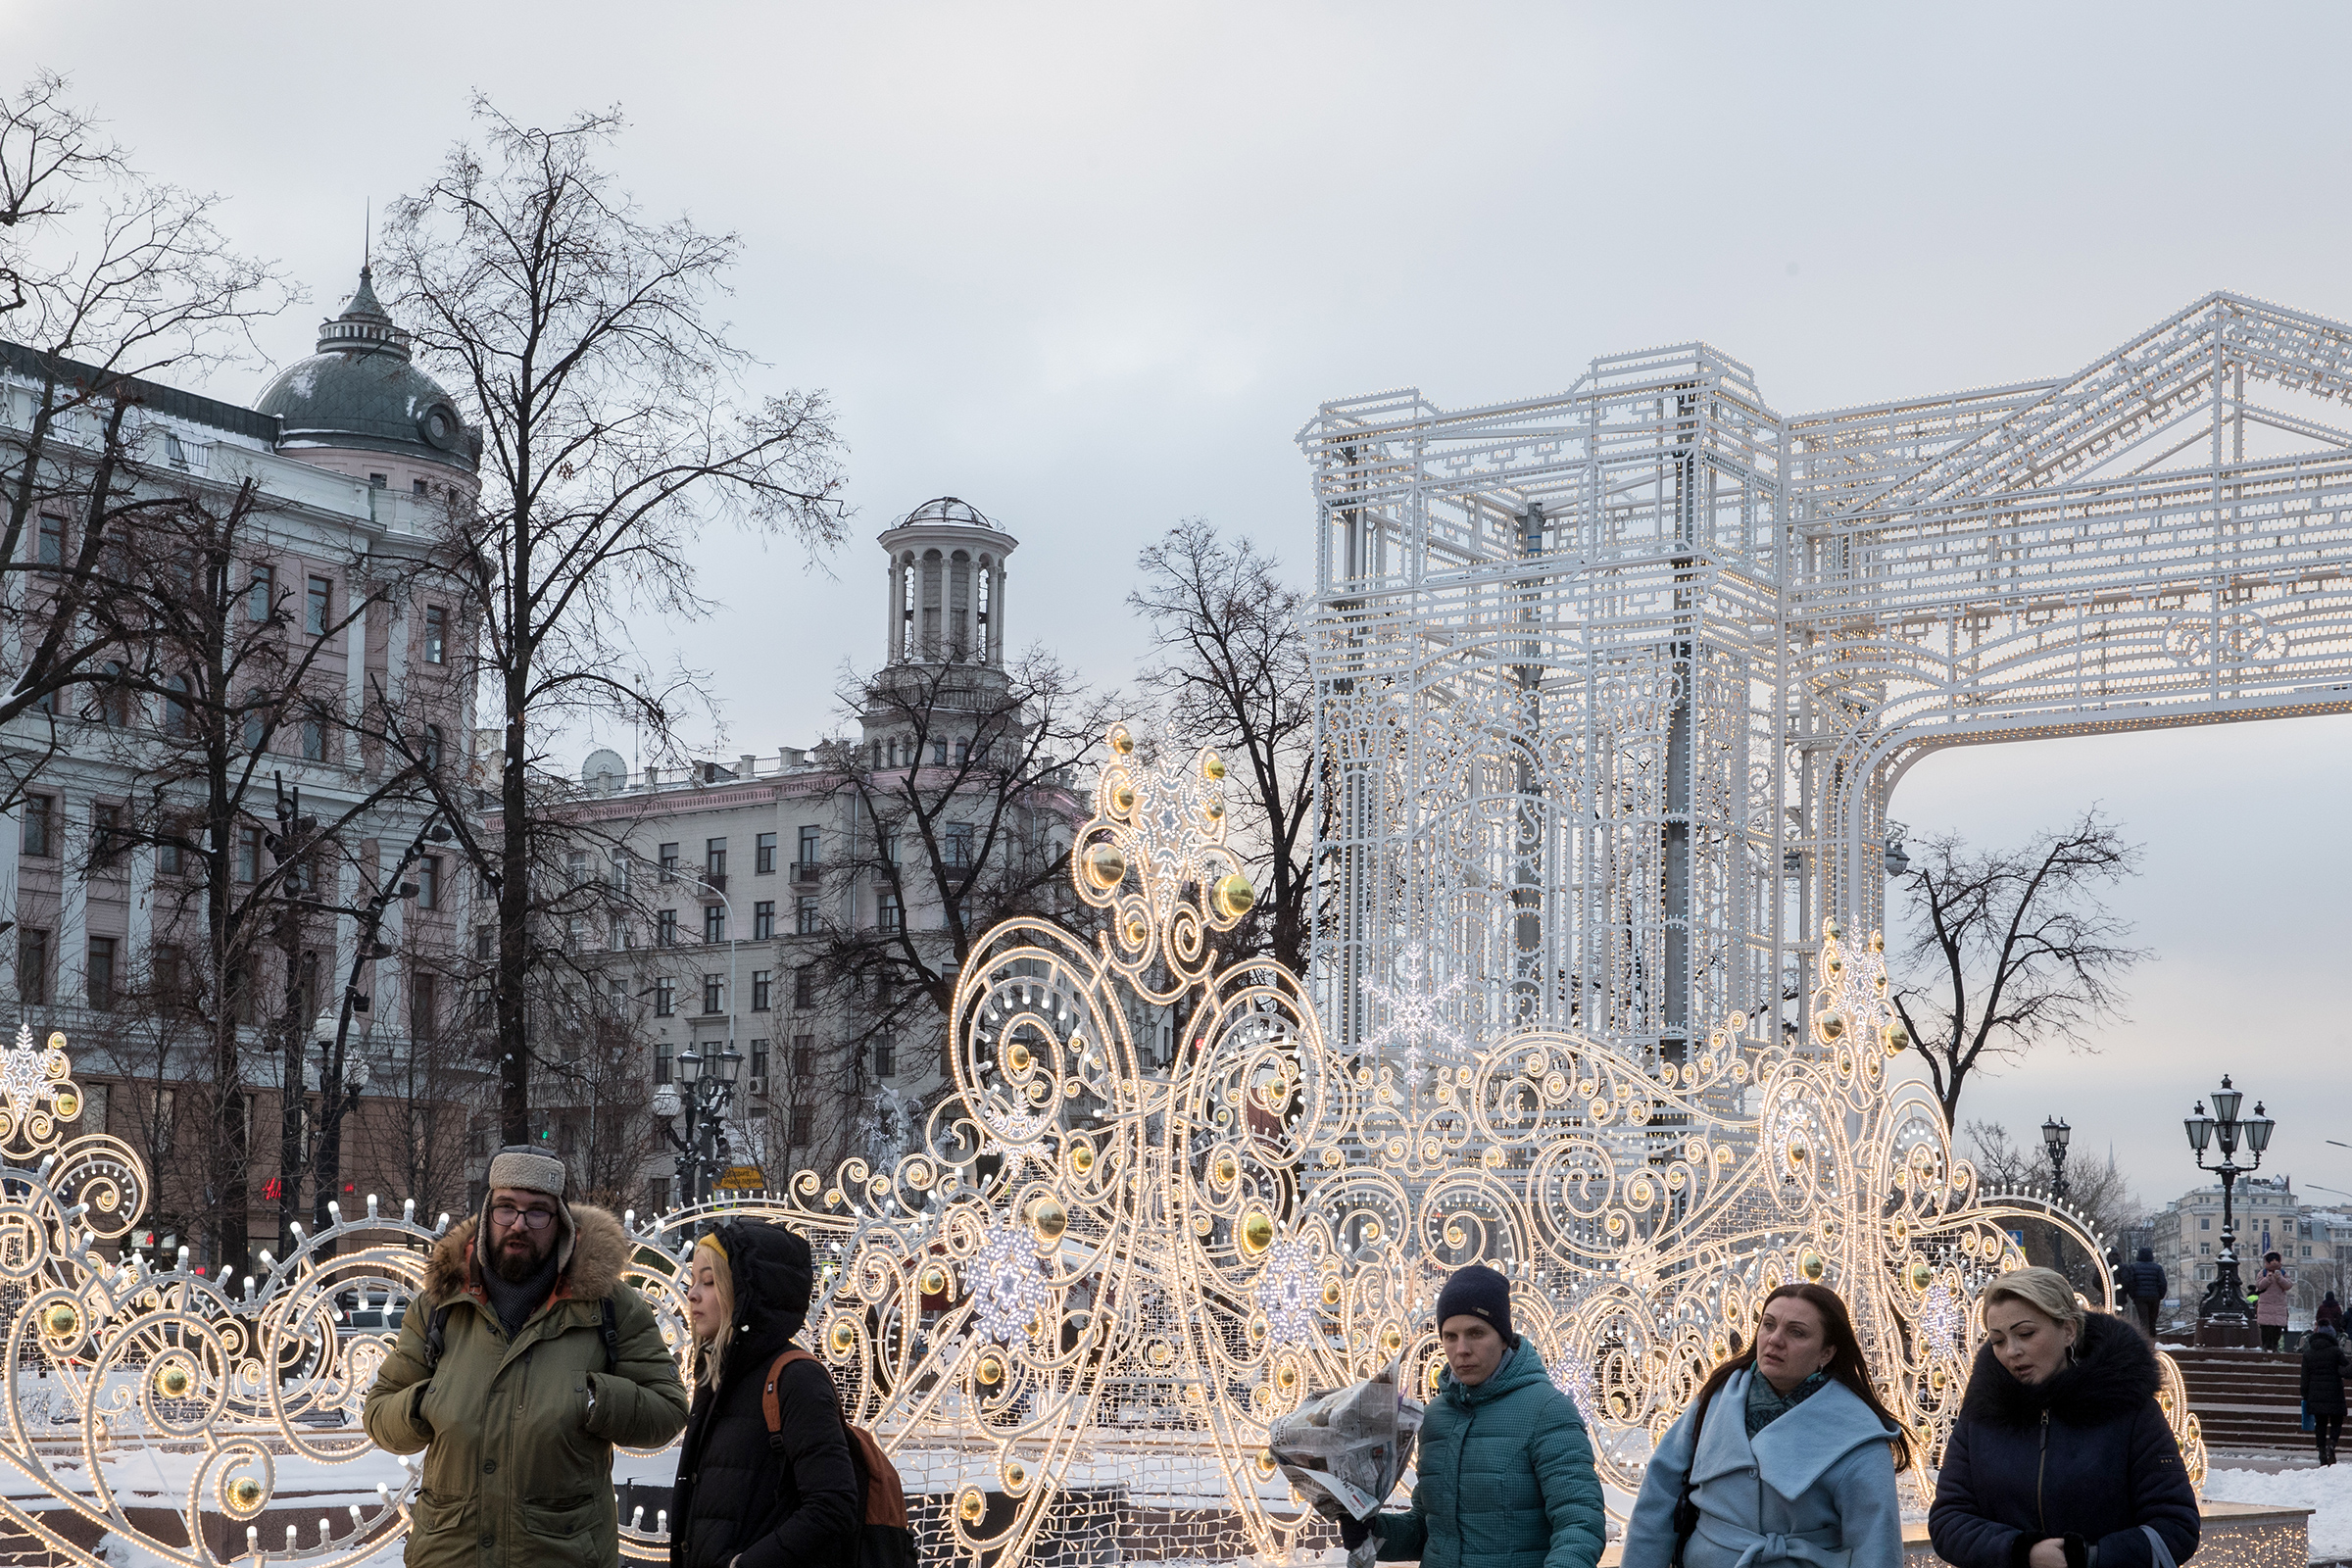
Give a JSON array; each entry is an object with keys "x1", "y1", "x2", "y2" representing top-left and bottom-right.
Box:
[
  {"x1": 792, "y1": 861, "x2": 823, "y2": 884},
  {"x1": 700, "y1": 873, "x2": 727, "y2": 896}
]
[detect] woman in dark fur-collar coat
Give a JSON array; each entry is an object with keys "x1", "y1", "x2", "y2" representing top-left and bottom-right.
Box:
[{"x1": 1931, "y1": 1268, "x2": 2199, "y2": 1568}]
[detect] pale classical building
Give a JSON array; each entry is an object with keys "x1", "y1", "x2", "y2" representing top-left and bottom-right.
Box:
[
  {"x1": 538, "y1": 498, "x2": 1109, "y2": 1205},
  {"x1": 0, "y1": 269, "x2": 482, "y2": 1254},
  {"x1": 2154, "y1": 1174, "x2": 2352, "y2": 1326}
]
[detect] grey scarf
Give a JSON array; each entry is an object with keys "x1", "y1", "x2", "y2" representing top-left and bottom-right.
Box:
[{"x1": 1744, "y1": 1367, "x2": 1832, "y2": 1438}]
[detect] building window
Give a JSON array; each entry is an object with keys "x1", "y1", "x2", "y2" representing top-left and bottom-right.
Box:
[
  {"x1": 703, "y1": 905, "x2": 726, "y2": 944},
  {"x1": 655, "y1": 1037, "x2": 672, "y2": 1082},
  {"x1": 237, "y1": 825, "x2": 261, "y2": 884},
  {"x1": 17, "y1": 929, "x2": 49, "y2": 1005},
  {"x1": 86, "y1": 937, "x2": 116, "y2": 1011},
  {"x1": 306, "y1": 576, "x2": 332, "y2": 635},
  {"x1": 753, "y1": 901, "x2": 775, "y2": 940},
  {"x1": 91, "y1": 804, "x2": 122, "y2": 868},
  {"x1": 248, "y1": 564, "x2": 273, "y2": 621},
  {"x1": 706, "y1": 838, "x2": 727, "y2": 880},
  {"x1": 751, "y1": 1038, "x2": 770, "y2": 1080},
  {"x1": 423, "y1": 605, "x2": 447, "y2": 664},
  {"x1": 2200, "y1": 1242, "x2": 2211, "y2": 1255},
  {"x1": 2200, "y1": 1216, "x2": 2211, "y2": 1230},
  {"x1": 36, "y1": 514, "x2": 65, "y2": 567},
  {"x1": 794, "y1": 968, "x2": 816, "y2": 1009},
  {"x1": 413, "y1": 477, "x2": 428, "y2": 497},
  {"x1": 610, "y1": 848, "x2": 630, "y2": 891},
  {"x1": 413, "y1": 973, "x2": 439, "y2": 1038},
  {"x1": 21, "y1": 796, "x2": 51, "y2": 858},
  {"x1": 657, "y1": 909, "x2": 678, "y2": 947},
  {"x1": 792, "y1": 1038, "x2": 815, "y2": 1078},
  {"x1": 302, "y1": 717, "x2": 328, "y2": 761},
  {"x1": 751, "y1": 970, "x2": 771, "y2": 1011},
  {"x1": 945, "y1": 822, "x2": 973, "y2": 867},
  {"x1": 703, "y1": 974, "x2": 724, "y2": 1014},
  {"x1": 790, "y1": 1103, "x2": 812, "y2": 1146},
  {"x1": 653, "y1": 978, "x2": 675, "y2": 1017},
  {"x1": 659, "y1": 843, "x2": 679, "y2": 883},
  {"x1": 798, "y1": 825, "x2": 820, "y2": 866},
  {"x1": 796, "y1": 897, "x2": 819, "y2": 936},
  {"x1": 932, "y1": 740, "x2": 948, "y2": 766},
  {"x1": 877, "y1": 892, "x2": 901, "y2": 933},
  {"x1": 163, "y1": 674, "x2": 191, "y2": 736},
  {"x1": 756, "y1": 832, "x2": 777, "y2": 874},
  {"x1": 875, "y1": 1037, "x2": 895, "y2": 1078},
  {"x1": 880, "y1": 827, "x2": 898, "y2": 865},
  {"x1": 416, "y1": 857, "x2": 441, "y2": 910}
]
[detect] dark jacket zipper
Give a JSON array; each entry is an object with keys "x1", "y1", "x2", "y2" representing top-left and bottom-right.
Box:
[
  {"x1": 1455, "y1": 1401, "x2": 1474, "y2": 1549},
  {"x1": 2035, "y1": 1410, "x2": 2049, "y2": 1533}
]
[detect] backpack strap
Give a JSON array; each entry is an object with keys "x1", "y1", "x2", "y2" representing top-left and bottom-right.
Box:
[
  {"x1": 599, "y1": 1297, "x2": 619, "y2": 1374},
  {"x1": 762, "y1": 1348, "x2": 819, "y2": 1444},
  {"x1": 423, "y1": 1303, "x2": 456, "y2": 1374}
]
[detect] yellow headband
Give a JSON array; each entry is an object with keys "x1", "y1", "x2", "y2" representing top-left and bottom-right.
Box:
[{"x1": 695, "y1": 1235, "x2": 728, "y2": 1263}]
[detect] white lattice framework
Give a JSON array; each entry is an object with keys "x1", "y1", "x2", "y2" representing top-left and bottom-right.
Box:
[{"x1": 1300, "y1": 291, "x2": 2352, "y2": 1070}]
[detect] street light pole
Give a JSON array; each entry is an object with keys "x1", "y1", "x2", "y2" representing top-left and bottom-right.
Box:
[
  {"x1": 652, "y1": 1043, "x2": 743, "y2": 1207},
  {"x1": 2183, "y1": 1074, "x2": 2276, "y2": 1346},
  {"x1": 2041, "y1": 1114, "x2": 2072, "y2": 1201}
]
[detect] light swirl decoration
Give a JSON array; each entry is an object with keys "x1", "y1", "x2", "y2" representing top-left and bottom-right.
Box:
[{"x1": 0, "y1": 728, "x2": 2203, "y2": 1567}]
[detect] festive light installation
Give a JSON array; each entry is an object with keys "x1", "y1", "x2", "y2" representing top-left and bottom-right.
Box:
[{"x1": 0, "y1": 727, "x2": 2203, "y2": 1566}]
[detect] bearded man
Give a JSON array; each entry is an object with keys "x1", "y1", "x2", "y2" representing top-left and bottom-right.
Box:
[{"x1": 364, "y1": 1146, "x2": 688, "y2": 1567}]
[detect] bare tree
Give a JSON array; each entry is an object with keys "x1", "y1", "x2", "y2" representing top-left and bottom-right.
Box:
[
  {"x1": 0, "y1": 72, "x2": 292, "y2": 797},
  {"x1": 1963, "y1": 1120, "x2": 2144, "y2": 1280},
  {"x1": 374, "y1": 96, "x2": 848, "y2": 1147},
  {"x1": 1129, "y1": 520, "x2": 1324, "y2": 975},
  {"x1": 71, "y1": 475, "x2": 432, "y2": 1277},
  {"x1": 802, "y1": 651, "x2": 1112, "y2": 1171},
  {"x1": 1889, "y1": 810, "x2": 2149, "y2": 1128}
]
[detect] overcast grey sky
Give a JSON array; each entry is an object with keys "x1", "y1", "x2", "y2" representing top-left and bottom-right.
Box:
[{"x1": 13, "y1": 2, "x2": 2349, "y2": 1214}]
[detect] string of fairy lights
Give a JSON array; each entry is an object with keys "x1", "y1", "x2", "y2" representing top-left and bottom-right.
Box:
[{"x1": 0, "y1": 727, "x2": 2204, "y2": 1567}]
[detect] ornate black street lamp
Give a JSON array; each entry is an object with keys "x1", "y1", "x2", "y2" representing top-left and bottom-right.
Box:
[
  {"x1": 2183, "y1": 1074, "x2": 2275, "y2": 1339},
  {"x1": 2041, "y1": 1114, "x2": 2072, "y2": 1200},
  {"x1": 653, "y1": 1044, "x2": 744, "y2": 1206}
]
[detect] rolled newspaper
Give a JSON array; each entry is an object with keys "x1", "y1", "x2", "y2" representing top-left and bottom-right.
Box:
[{"x1": 1267, "y1": 1357, "x2": 1424, "y2": 1562}]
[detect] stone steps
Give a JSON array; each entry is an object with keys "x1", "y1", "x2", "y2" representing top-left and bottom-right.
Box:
[{"x1": 2168, "y1": 1347, "x2": 2315, "y2": 1453}]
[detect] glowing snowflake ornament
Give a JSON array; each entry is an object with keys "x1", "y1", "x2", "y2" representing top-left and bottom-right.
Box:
[
  {"x1": 968, "y1": 1215, "x2": 1052, "y2": 1346},
  {"x1": 1254, "y1": 1238, "x2": 1314, "y2": 1347},
  {"x1": 1364, "y1": 943, "x2": 1467, "y2": 1079}
]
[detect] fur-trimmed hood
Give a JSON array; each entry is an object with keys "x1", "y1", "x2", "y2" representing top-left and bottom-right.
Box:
[
  {"x1": 1958, "y1": 1310, "x2": 2159, "y2": 1429},
  {"x1": 422, "y1": 1202, "x2": 632, "y2": 1304}
]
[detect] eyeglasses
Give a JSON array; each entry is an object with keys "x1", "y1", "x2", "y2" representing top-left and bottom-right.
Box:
[{"x1": 490, "y1": 1205, "x2": 557, "y2": 1231}]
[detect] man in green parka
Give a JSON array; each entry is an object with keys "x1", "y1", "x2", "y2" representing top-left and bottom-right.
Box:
[
  {"x1": 1343, "y1": 1264, "x2": 1606, "y2": 1568},
  {"x1": 363, "y1": 1147, "x2": 688, "y2": 1568}
]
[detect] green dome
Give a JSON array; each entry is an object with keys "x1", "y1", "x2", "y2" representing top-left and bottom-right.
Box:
[{"x1": 256, "y1": 268, "x2": 478, "y2": 472}]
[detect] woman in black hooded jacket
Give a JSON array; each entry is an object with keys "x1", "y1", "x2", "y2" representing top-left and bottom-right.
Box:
[
  {"x1": 1932, "y1": 1268, "x2": 2198, "y2": 1568},
  {"x1": 671, "y1": 1221, "x2": 859, "y2": 1568}
]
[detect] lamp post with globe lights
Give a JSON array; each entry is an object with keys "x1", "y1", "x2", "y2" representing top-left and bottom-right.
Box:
[
  {"x1": 2183, "y1": 1074, "x2": 2276, "y2": 1345},
  {"x1": 2041, "y1": 1114, "x2": 2072, "y2": 1200},
  {"x1": 653, "y1": 1044, "x2": 743, "y2": 1207}
]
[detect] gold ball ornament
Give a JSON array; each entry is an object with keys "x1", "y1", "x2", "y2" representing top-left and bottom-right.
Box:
[
  {"x1": 1240, "y1": 1210, "x2": 1275, "y2": 1253},
  {"x1": 828, "y1": 1319, "x2": 858, "y2": 1355},
  {"x1": 1108, "y1": 726, "x2": 1135, "y2": 757},
  {"x1": 1081, "y1": 842, "x2": 1127, "y2": 890},
  {"x1": 1110, "y1": 783, "x2": 1137, "y2": 814},
  {"x1": 1211, "y1": 873, "x2": 1255, "y2": 921},
  {"x1": 1030, "y1": 1197, "x2": 1068, "y2": 1243},
  {"x1": 1799, "y1": 1250, "x2": 1828, "y2": 1282},
  {"x1": 228, "y1": 1478, "x2": 264, "y2": 1512},
  {"x1": 975, "y1": 1352, "x2": 1004, "y2": 1385},
  {"x1": 53, "y1": 1091, "x2": 78, "y2": 1118},
  {"x1": 1202, "y1": 751, "x2": 1228, "y2": 780},
  {"x1": 1068, "y1": 1142, "x2": 1096, "y2": 1175},
  {"x1": 155, "y1": 1362, "x2": 192, "y2": 1398},
  {"x1": 957, "y1": 1488, "x2": 988, "y2": 1523},
  {"x1": 919, "y1": 1265, "x2": 949, "y2": 1297},
  {"x1": 1379, "y1": 1325, "x2": 1402, "y2": 1351},
  {"x1": 43, "y1": 1303, "x2": 77, "y2": 1337}
]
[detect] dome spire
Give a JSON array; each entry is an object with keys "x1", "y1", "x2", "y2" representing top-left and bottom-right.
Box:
[{"x1": 315, "y1": 258, "x2": 407, "y2": 360}]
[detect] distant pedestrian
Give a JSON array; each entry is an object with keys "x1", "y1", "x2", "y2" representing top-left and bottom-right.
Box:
[
  {"x1": 2300, "y1": 1323, "x2": 2348, "y2": 1467},
  {"x1": 2254, "y1": 1252, "x2": 2293, "y2": 1351},
  {"x1": 2320, "y1": 1292, "x2": 2342, "y2": 1334},
  {"x1": 1623, "y1": 1284, "x2": 1906, "y2": 1568},
  {"x1": 1931, "y1": 1267, "x2": 2199, "y2": 1568},
  {"x1": 2117, "y1": 1248, "x2": 2167, "y2": 1341}
]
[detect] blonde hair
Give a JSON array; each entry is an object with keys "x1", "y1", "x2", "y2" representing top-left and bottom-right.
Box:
[
  {"x1": 1981, "y1": 1267, "x2": 2084, "y2": 1334},
  {"x1": 691, "y1": 1237, "x2": 736, "y2": 1394}
]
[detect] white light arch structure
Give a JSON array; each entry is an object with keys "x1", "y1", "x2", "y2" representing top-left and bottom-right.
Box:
[{"x1": 1300, "y1": 292, "x2": 2352, "y2": 1066}]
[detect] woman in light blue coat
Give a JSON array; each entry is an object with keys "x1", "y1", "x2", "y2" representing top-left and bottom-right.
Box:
[{"x1": 1623, "y1": 1283, "x2": 1909, "y2": 1568}]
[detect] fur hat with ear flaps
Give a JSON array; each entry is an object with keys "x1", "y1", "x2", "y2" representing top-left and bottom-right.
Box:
[{"x1": 476, "y1": 1145, "x2": 578, "y2": 1276}]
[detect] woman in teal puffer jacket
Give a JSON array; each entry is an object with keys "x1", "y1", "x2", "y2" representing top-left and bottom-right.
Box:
[{"x1": 1345, "y1": 1265, "x2": 1606, "y2": 1568}]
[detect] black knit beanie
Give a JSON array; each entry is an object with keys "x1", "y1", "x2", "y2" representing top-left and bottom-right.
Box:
[{"x1": 1435, "y1": 1263, "x2": 1515, "y2": 1346}]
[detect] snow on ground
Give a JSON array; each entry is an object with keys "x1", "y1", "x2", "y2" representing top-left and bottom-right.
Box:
[{"x1": 2206, "y1": 1465, "x2": 2352, "y2": 1561}]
